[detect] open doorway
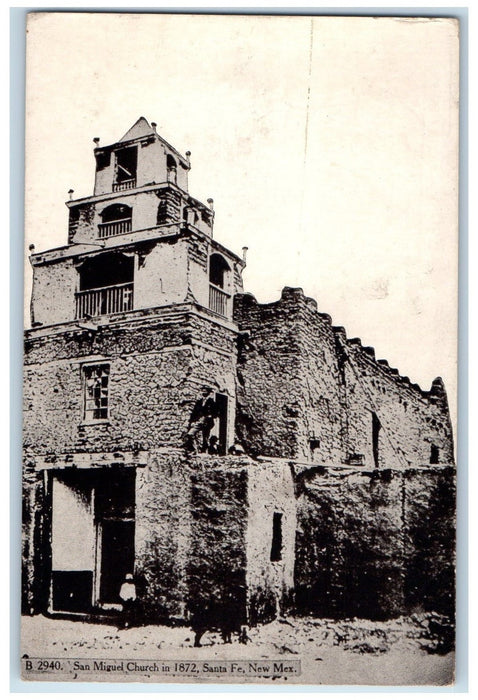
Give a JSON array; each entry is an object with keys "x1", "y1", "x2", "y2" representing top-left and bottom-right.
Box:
[
  {"x1": 206, "y1": 392, "x2": 228, "y2": 455},
  {"x1": 50, "y1": 468, "x2": 136, "y2": 613}
]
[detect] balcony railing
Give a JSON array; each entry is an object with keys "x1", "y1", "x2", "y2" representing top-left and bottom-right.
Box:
[
  {"x1": 113, "y1": 178, "x2": 136, "y2": 192},
  {"x1": 76, "y1": 282, "x2": 134, "y2": 318},
  {"x1": 98, "y1": 217, "x2": 132, "y2": 239},
  {"x1": 209, "y1": 284, "x2": 230, "y2": 317}
]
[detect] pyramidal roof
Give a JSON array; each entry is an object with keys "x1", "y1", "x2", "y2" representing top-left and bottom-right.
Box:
[{"x1": 118, "y1": 117, "x2": 156, "y2": 143}]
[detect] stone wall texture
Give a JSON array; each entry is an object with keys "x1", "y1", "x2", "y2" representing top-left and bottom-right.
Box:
[
  {"x1": 234, "y1": 288, "x2": 454, "y2": 468},
  {"x1": 24, "y1": 308, "x2": 239, "y2": 457}
]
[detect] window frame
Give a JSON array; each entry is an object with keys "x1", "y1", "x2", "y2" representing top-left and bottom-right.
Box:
[{"x1": 81, "y1": 362, "x2": 111, "y2": 424}]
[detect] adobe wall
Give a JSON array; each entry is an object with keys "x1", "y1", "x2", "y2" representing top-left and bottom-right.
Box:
[
  {"x1": 132, "y1": 453, "x2": 296, "y2": 624},
  {"x1": 93, "y1": 138, "x2": 188, "y2": 197},
  {"x1": 68, "y1": 189, "x2": 172, "y2": 245},
  {"x1": 29, "y1": 257, "x2": 78, "y2": 327},
  {"x1": 342, "y1": 339, "x2": 454, "y2": 467},
  {"x1": 187, "y1": 236, "x2": 244, "y2": 317},
  {"x1": 23, "y1": 309, "x2": 238, "y2": 457},
  {"x1": 22, "y1": 469, "x2": 51, "y2": 614},
  {"x1": 31, "y1": 231, "x2": 243, "y2": 328},
  {"x1": 294, "y1": 465, "x2": 455, "y2": 620},
  {"x1": 402, "y1": 467, "x2": 456, "y2": 617},
  {"x1": 135, "y1": 452, "x2": 250, "y2": 623},
  {"x1": 134, "y1": 238, "x2": 189, "y2": 309},
  {"x1": 234, "y1": 287, "x2": 454, "y2": 468},
  {"x1": 246, "y1": 458, "x2": 296, "y2": 623},
  {"x1": 234, "y1": 288, "x2": 351, "y2": 461}
]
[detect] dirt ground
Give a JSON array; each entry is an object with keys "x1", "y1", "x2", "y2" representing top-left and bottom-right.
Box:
[{"x1": 21, "y1": 613, "x2": 454, "y2": 686}]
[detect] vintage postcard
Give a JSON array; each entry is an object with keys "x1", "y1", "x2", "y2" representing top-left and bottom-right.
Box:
[{"x1": 21, "y1": 13, "x2": 459, "y2": 685}]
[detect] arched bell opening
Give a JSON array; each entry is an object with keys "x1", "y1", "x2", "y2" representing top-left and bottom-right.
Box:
[
  {"x1": 98, "y1": 203, "x2": 133, "y2": 239},
  {"x1": 167, "y1": 154, "x2": 177, "y2": 183}
]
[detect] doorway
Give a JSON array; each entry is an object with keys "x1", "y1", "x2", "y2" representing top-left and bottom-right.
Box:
[
  {"x1": 95, "y1": 468, "x2": 136, "y2": 607},
  {"x1": 49, "y1": 468, "x2": 136, "y2": 613},
  {"x1": 215, "y1": 393, "x2": 228, "y2": 455},
  {"x1": 98, "y1": 520, "x2": 135, "y2": 604}
]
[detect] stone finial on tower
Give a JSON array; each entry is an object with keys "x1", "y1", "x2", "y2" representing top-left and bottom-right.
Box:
[
  {"x1": 151, "y1": 122, "x2": 157, "y2": 133},
  {"x1": 93, "y1": 137, "x2": 100, "y2": 147},
  {"x1": 207, "y1": 198, "x2": 214, "y2": 211},
  {"x1": 68, "y1": 189, "x2": 74, "y2": 200}
]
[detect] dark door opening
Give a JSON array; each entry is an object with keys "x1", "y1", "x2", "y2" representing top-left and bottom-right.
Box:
[
  {"x1": 215, "y1": 393, "x2": 228, "y2": 455},
  {"x1": 96, "y1": 468, "x2": 136, "y2": 605},
  {"x1": 99, "y1": 520, "x2": 135, "y2": 604},
  {"x1": 372, "y1": 412, "x2": 381, "y2": 470},
  {"x1": 430, "y1": 444, "x2": 439, "y2": 464}
]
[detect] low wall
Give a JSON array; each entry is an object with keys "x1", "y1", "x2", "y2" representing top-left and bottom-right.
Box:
[{"x1": 294, "y1": 465, "x2": 455, "y2": 620}]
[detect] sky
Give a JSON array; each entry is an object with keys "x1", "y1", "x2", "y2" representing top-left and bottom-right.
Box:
[{"x1": 24, "y1": 12, "x2": 459, "y2": 428}]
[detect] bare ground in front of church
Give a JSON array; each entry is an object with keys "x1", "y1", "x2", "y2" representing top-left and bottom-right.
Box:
[{"x1": 21, "y1": 612, "x2": 454, "y2": 686}]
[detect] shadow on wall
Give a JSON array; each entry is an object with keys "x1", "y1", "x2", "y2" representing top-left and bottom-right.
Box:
[{"x1": 294, "y1": 467, "x2": 455, "y2": 623}]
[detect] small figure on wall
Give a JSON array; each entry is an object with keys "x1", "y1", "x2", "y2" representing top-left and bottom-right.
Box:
[{"x1": 185, "y1": 386, "x2": 218, "y2": 453}]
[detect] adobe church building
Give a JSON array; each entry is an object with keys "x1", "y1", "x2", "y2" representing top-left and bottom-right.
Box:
[{"x1": 22, "y1": 118, "x2": 455, "y2": 625}]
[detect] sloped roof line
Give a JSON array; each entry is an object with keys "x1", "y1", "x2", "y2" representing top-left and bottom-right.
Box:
[
  {"x1": 118, "y1": 116, "x2": 155, "y2": 142},
  {"x1": 117, "y1": 117, "x2": 189, "y2": 168}
]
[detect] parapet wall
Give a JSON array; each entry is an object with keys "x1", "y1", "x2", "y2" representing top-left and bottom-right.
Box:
[{"x1": 135, "y1": 452, "x2": 296, "y2": 624}]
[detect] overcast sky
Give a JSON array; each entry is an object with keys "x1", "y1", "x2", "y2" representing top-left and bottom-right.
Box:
[{"x1": 24, "y1": 13, "x2": 459, "y2": 428}]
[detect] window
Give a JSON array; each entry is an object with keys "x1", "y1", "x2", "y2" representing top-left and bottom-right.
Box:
[
  {"x1": 83, "y1": 365, "x2": 110, "y2": 421},
  {"x1": 430, "y1": 444, "x2": 439, "y2": 464},
  {"x1": 114, "y1": 147, "x2": 137, "y2": 191},
  {"x1": 309, "y1": 438, "x2": 321, "y2": 461},
  {"x1": 270, "y1": 512, "x2": 283, "y2": 562},
  {"x1": 372, "y1": 412, "x2": 381, "y2": 470},
  {"x1": 208, "y1": 254, "x2": 231, "y2": 317},
  {"x1": 209, "y1": 253, "x2": 230, "y2": 289}
]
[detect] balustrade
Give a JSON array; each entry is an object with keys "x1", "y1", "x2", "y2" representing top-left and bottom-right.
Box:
[
  {"x1": 209, "y1": 284, "x2": 229, "y2": 317},
  {"x1": 76, "y1": 282, "x2": 134, "y2": 318},
  {"x1": 98, "y1": 217, "x2": 132, "y2": 239}
]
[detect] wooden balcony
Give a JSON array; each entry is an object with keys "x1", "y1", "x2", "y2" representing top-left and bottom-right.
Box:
[
  {"x1": 112, "y1": 178, "x2": 136, "y2": 192},
  {"x1": 209, "y1": 284, "x2": 230, "y2": 317},
  {"x1": 76, "y1": 282, "x2": 134, "y2": 318},
  {"x1": 98, "y1": 217, "x2": 132, "y2": 239}
]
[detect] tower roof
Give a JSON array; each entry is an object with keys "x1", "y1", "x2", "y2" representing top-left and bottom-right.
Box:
[
  {"x1": 114, "y1": 117, "x2": 189, "y2": 169},
  {"x1": 118, "y1": 117, "x2": 156, "y2": 143}
]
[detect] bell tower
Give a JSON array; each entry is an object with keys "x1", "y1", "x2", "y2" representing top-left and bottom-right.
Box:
[{"x1": 29, "y1": 117, "x2": 245, "y2": 328}]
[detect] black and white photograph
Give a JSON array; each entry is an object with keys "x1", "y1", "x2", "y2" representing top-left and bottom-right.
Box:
[{"x1": 20, "y1": 12, "x2": 458, "y2": 685}]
